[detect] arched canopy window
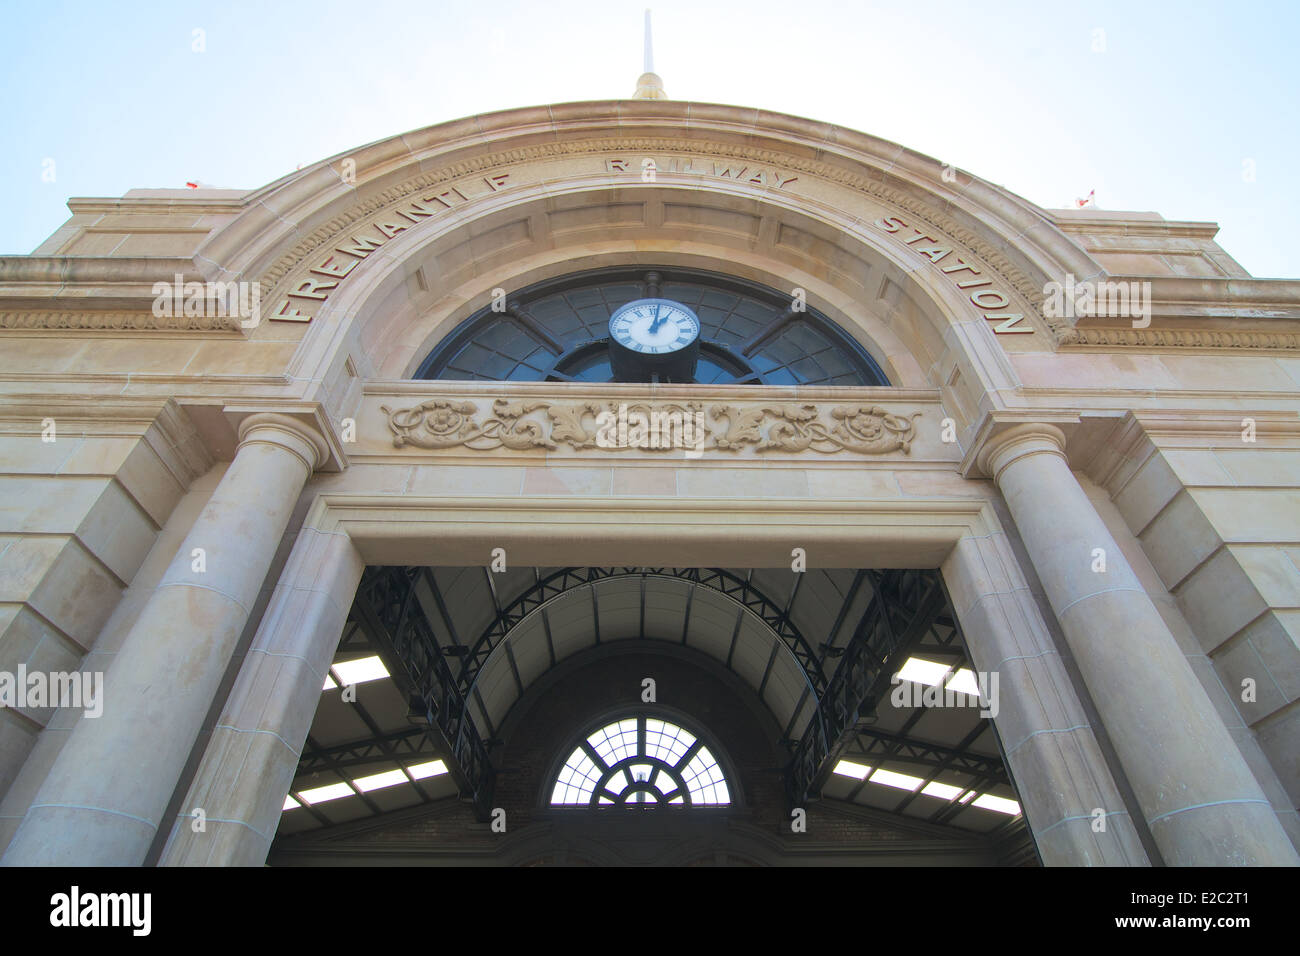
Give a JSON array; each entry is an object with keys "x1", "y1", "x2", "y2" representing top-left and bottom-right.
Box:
[
  {"x1": 550, "y1": 715, "x2": 731, "y2": 807},
  {"x1": 416, "y1": 266, "x2": 888, "y2": 386}
]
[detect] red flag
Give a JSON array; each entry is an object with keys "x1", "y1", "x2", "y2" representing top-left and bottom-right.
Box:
[{"x1": 1075, "y1": 189, "x2": 1095, "y2": 208}]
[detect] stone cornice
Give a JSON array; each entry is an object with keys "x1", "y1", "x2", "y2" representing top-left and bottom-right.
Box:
[
  {"x1": 1058, "y1": 326, "x2": 1300, "y2": 351},
  {"x1": 66, "y1": 196, "x2": 246, "y2": 216},
  {"x1": 1054, "y1": 275, "x2": 1300, "y2": 350},
  {"x1": 0, "y1": 310, "x2": 240, "y2": 332},
  {"x1": 0, "y1": 256, "x2": 244, "y2": 332},
  {"x1": 0, "y1": 393, "x2": 187, "y2": 428},
  {"x1": 1050, "y1": 216, "x2": 1222, "y2": 241},
  {"x1": 0, "y1": 255, "x2": 197, "y2": 285},
  {"x1": 1128, "y1": 408, "x2": 1300, "y2": 441}
]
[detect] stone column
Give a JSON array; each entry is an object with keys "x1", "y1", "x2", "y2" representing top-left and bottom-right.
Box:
[
  {"x1": 977, "y1": 423, "x2": 1299, "y2": 866},
  {"x1": 159, "y1": 509, "x2": 363, "y2": 866},
  {"x1": 941, "y1": 520, "x2": 1150, "y2": 865},
  {"x1": 1, "y1": 414, "x2": 329, "y2": 867}
]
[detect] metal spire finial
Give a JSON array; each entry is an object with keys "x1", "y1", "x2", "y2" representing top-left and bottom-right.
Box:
[
  {"x1": 633, "y1": 9, "x2": 667, "y2": 99},
  {"x1": 644, "y1": 9, "x2": 654, "y2": 74}
]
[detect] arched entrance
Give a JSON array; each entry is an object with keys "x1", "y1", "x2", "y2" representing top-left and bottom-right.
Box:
[{"x1": 267, "y1": 562, "x2": 1039, "y2": 865}]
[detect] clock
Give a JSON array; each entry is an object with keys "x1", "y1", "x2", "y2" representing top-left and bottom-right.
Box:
[{"x1": 608, "y1": 297, "x2": 701, "y2": 382}]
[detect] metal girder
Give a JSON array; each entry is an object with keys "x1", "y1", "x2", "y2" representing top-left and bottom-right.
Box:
[
  {"x1": 352, "y1": 566, "x2": 495, "y2": 819},
  {"x1": 779, "y1": 570, "x2": 867, "y2": 745},
  {"x1": 786, "y1": 568, "x2": 950, "y2": 806},
  {"x1": 297, "y1": 727, "x2": 430, "y2": 776},
  {"x1": 301, "y1": 733, "x2": 384, "y2": 816},
  {"x1": 846, "y1": 727, "x2": 1009, "y2": 787},
  {"x1": 457, "y1": 567, "x2": 827, "y2": 697}
]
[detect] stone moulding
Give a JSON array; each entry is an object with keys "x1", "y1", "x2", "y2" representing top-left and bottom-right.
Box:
[
  {"x1": 380, "y1": 398, "x2": 919, "y2": 455},
  {"x1": 0, "y1": 311, "x2": 241, "y2": 332},
  {"x1": 1056, "y1": 326, "x2": 1300, "y2": 350}
]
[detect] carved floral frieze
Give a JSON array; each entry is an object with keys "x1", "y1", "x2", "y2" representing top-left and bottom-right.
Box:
[{"x1": 380, "y1": 398, "x2": 919, "y2": 455}]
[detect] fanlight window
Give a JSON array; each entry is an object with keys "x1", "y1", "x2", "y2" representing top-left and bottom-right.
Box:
[
  {"x1": 416, "y1": 266, "x2": 888, "y2": 387},
  {"x1": 550, "y1": 716, "x2": 731, "y2": 807}
]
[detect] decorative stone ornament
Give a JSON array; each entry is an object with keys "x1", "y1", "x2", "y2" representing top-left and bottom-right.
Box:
[
  {"x1": 382, "y1": 399, "x2": 552, "y2": 450},
  {"x1": 381, "y1": 398, "x2": 918, "y2": 455}
]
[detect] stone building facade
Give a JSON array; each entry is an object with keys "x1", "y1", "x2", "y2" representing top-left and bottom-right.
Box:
[{"x1": 0, "y1": 97, "x2": 1297, "y2": 866}]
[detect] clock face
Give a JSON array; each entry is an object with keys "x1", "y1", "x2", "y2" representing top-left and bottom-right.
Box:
[{"x1": 608, "y1": 298, "x2": 701, "y2": 355}]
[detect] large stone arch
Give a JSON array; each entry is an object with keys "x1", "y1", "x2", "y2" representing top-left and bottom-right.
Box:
[{"x1": 191, "y1": 101, "x2": 1098, "y2": 428}]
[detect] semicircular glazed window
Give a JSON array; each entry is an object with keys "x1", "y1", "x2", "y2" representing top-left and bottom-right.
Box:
[
  {"x1": 550, "y1": 715, "x2": 731, "y2": 807},
  {"x1": 416, "y1": 266, "x2": 888, "y2": 386}
]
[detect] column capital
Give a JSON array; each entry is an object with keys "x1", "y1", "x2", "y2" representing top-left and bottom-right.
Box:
[
  {"x1": 974, "y1": 422, "x2": 1068, "y2": 486},
  {"x1": 237, "y1": 412, "x2": 331, "y2": 474}
]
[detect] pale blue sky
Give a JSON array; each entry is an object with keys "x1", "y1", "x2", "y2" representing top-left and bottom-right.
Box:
[{"x1": 2, "y1": 0, "x2": 1296, "y2": 277}]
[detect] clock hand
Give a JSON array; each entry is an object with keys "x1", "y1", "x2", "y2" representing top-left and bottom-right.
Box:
[{"x1": 649, "y1": 304, "x2": 663, "y2": 334}]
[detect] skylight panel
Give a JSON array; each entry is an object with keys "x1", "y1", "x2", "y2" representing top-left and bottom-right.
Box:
[
  {"x1": 972, "y1": 794, "x2": 1021, "y2": 816},
  {"x1": 921, "y1": 780, "x2": 964, "y2": 800},
  {"x1": 896, "y1": 657, "x2": 952, "y2": 687},
  {"x1": 869, "y1": 768, "x2": 925, "y2": 792},
  {"x1": 328, "y1": 656, "x2": 390, "y2": 687},
  {"x1": 832, "y1": 760, "x2": 872, "y2": 780},
  {"x1": 945, "y1": 667, "x2": 981, "y2": 697},
  {"x1": 354, "y1": 768, "x2": 408, "y2": 793},
  {"x1": 408, "y1": 759, "x2": 449, "y2": 780},
  {"x1": 297, "y1": 782, "x2": 355, "y2": 805}
]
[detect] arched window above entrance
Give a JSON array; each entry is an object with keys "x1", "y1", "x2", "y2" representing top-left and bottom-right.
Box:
[
  {"x1": 416, "y1": 266, "x2": 888, "y2": 386},
  {"x1": 550, "y1": 714, "x2": 731, "y2": 807}
]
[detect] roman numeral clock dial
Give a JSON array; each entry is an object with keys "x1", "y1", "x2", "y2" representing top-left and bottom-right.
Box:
[{"x1": 608, "y1": 297, "x2": 701, "y2": 382}]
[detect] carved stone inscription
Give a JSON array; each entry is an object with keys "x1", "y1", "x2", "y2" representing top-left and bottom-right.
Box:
[{"x1": 269, "y1": 173, "x2": 511, "y2": 323}]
